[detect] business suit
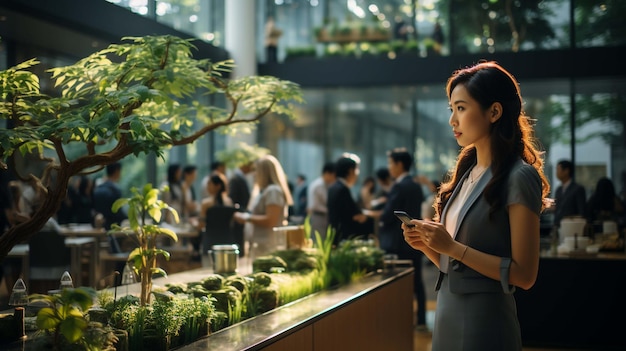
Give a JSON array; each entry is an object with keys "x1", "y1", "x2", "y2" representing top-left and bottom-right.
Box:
[
  {"x1": 553, "y1": 181, "x2": 586, "y2": 226},
  {"x1": 433, "y1": 160, "x2": 542, "y2": 351},
  {"x1": 378, "y1": 174, "x2": 426, "y2": 325},
  {"x1": 327, "y1": 179, "x2": 372, "y2": 245}
]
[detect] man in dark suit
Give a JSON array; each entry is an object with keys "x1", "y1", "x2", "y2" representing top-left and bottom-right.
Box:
[
  {"x1": 327, "y1": 153, "x2": 373, "y2": 245},
  {"x1": 553, "y1": 159, "x2": 586, "y2": 227},
  {"x1": 93, "y1": 162, "x2": 127, "y2": 285},
  {"x1": 93, "y1": 163, "x2": 127, "y2": 253},
  {"x1": 377, "y1": 147, "x2": 427, "y2": 331}
]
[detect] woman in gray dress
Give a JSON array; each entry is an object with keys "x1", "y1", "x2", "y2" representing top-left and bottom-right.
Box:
[
  {"x1": 402, "y1": 61, "x2": 550, "y2": 351},
  {"x1": 233, "y1": 155, "x2": 293, "y2": 260}
]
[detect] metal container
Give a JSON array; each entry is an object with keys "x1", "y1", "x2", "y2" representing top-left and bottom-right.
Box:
[{"x1": 210, "y1": 244, "x2": 239, "y2": 274}]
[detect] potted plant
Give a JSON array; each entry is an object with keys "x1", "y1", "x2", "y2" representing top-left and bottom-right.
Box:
[
  {"x1": 111, "y1": 183, "x2": 179, "y2": 306},
  {"x1": 30, "y1": 287, "x2": 119, "y2": 350}
]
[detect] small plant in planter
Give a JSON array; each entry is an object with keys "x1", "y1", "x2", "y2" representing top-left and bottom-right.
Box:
[
  {"x1": 30, "y1": 287, "x2": 118, "y2": 350},
  {"x1": 111, "y1": 183, "x2": 179, "y2": 306}
]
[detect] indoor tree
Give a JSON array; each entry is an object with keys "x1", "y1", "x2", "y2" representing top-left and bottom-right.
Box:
[{"x1": 0, "y1": 35, "x2": 303, "y2": 260}]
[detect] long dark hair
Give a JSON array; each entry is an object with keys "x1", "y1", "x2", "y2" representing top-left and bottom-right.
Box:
[
  {"x1": 588, "y1": 177, "x2": 617, "y2": 213},
  {"x1": 166, "y1": 164, "x2": 181, "y2": 200},
  {"x1": 435, "y1": 61, "x2": 550, "y2": 220},
  {"x1": 209, "y1": 173, "x2": 228, "y2": 205}
]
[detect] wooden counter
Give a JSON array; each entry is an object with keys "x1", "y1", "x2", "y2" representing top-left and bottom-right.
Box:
[
  {"x1": 515, "y1": 251, "x2": 626, "y2": 350},
  {"x1": 177, "y1": 266, "x2": 415, "y2": 351},
  {"x1": 2, "y1": 263, "x2": 414, "y2": 350}
]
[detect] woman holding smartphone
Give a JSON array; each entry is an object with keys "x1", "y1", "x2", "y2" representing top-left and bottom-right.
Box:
[{"x1": 402, "y1": 61, "x2": 550, "y2": 351}]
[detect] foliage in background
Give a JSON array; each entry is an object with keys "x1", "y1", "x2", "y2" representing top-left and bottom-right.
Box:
[
  {"x1": 575, "y1": 0, "x2": 626, "y2": 47},
  {"x1": 544, "y1": 94, "x2": 626, "y2": 147},
  {"x1": 215, "y1": 141, "x2": 270, "y2": 169},
  {"x1": 0, "y1": 35, "x2": 303, "y2": 260},
  {"x1": 448, "y1": 0, "x2": 558, "y2": 53}
]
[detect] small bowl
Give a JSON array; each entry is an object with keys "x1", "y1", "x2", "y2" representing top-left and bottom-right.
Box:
[{"x1": 586, "y1": 244, "x2": 600, "y2": 254}]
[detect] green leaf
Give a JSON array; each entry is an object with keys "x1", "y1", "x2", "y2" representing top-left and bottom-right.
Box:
[
  {"x1": 154, "y1": 248, "x2": 172, "y2": 260},
  {"x1": 148, "y1": 206, "x2": 162, "y2": 223},
  {"x1": 59, "y1": 315, "x2": 88, "y2": 343},
  {"x1": 156, "y1": 227, "x2": 178, "y2": 242},
  {"x1": 128, "y1": 247, "x2": 142, "y2": 261},
  {"x1": 63, "y1": 287, "x2": 95, "y2": 311},
  {"x1": 36, "y1": 307, "x2": 60, "y2": 330},
  {"x1": 112, "y1": 198, "x2": 128, "y2": 213},
  {"x1": 151, "y1": 268, "x2": 168, "y2": 277}
]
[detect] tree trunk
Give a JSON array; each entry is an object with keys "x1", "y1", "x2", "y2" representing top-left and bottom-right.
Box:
[{"x1": 0, "y1": 146, "x2": 133, "y2": 261}]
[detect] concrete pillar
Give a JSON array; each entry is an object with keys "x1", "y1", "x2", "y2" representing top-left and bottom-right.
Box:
[
  {"x1": 225, "y1": 0, "x2": 257, "y2": 148},
  {"x1": 225, "y1": 0, "x2": 257, "y2": 78}
]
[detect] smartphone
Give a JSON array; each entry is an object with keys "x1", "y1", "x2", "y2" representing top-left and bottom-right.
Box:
[{"x1": 394, "y1": 210, "x2": 415, "y2": 227}]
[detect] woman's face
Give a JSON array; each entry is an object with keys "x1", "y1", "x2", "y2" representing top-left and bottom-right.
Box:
[
  {"x1": 207, "y1": 181, "x2": 220, "y2": 195},
  {"x1": 448, "y1": 84, "x2": 493, "y2": 148}
]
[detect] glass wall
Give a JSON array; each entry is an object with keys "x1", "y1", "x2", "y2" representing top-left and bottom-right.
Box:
[
  {"x1": 572, "y1": 79, "x2": 626, "y2": 196},
  {"x1": 253, "y1": 78, "x2": 624, "y2": 201},
  {"x1": 105, "y1": 0, "x2": 622, "y2": 61},
  {"x1": 105, "y1": 0, "x2": 226, "y2": 46},
  {"x1": 258, "y1": 0, "x2": 571, "y2": 62}
]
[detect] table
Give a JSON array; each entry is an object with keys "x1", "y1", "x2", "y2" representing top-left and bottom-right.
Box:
[
  {"x1": 58, "y1": 223, "x2": 106, "y2": 237},
  {"x1": 59, "y1": 223, "x2": 199, "y2": 239},
  {"x1": 59, "y1": 223, "x2": 199, "y2": 286},
  {"x1": 515, "y1": 251, "x2": 626, "y2": 350},
  {"x1": 7, "y1": 239, "x2": 97, "y2": 291}
]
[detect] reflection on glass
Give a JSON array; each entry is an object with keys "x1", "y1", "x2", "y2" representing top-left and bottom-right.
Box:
[
  {"x1": 575, "y1": 1, "x2": 626, "y2": 48},
  {"x1": 448, "y1": 0, "x2": 569, "y2": 54}
]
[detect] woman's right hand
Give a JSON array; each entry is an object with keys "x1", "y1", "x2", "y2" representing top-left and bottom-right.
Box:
[
  {"x1": 402, "y1": 222, "x2": 428, "y2": 251},
  {"x1": 232, "y1": 212, "x2": 247, "y2": 224}
]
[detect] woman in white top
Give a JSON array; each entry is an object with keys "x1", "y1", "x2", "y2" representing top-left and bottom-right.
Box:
[{"x1": 233, "y1": 155, "x2": 293, "y2": 259}]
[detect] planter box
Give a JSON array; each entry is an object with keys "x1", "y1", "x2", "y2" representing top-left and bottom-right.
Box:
[{"x1": 178, "y1": 266, "x2": 415, "y2": 351}]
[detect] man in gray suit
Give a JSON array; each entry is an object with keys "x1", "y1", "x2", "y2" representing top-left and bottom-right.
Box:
[{"x1": 553, "y1": 159, "x2": 586, "y2": 227}]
